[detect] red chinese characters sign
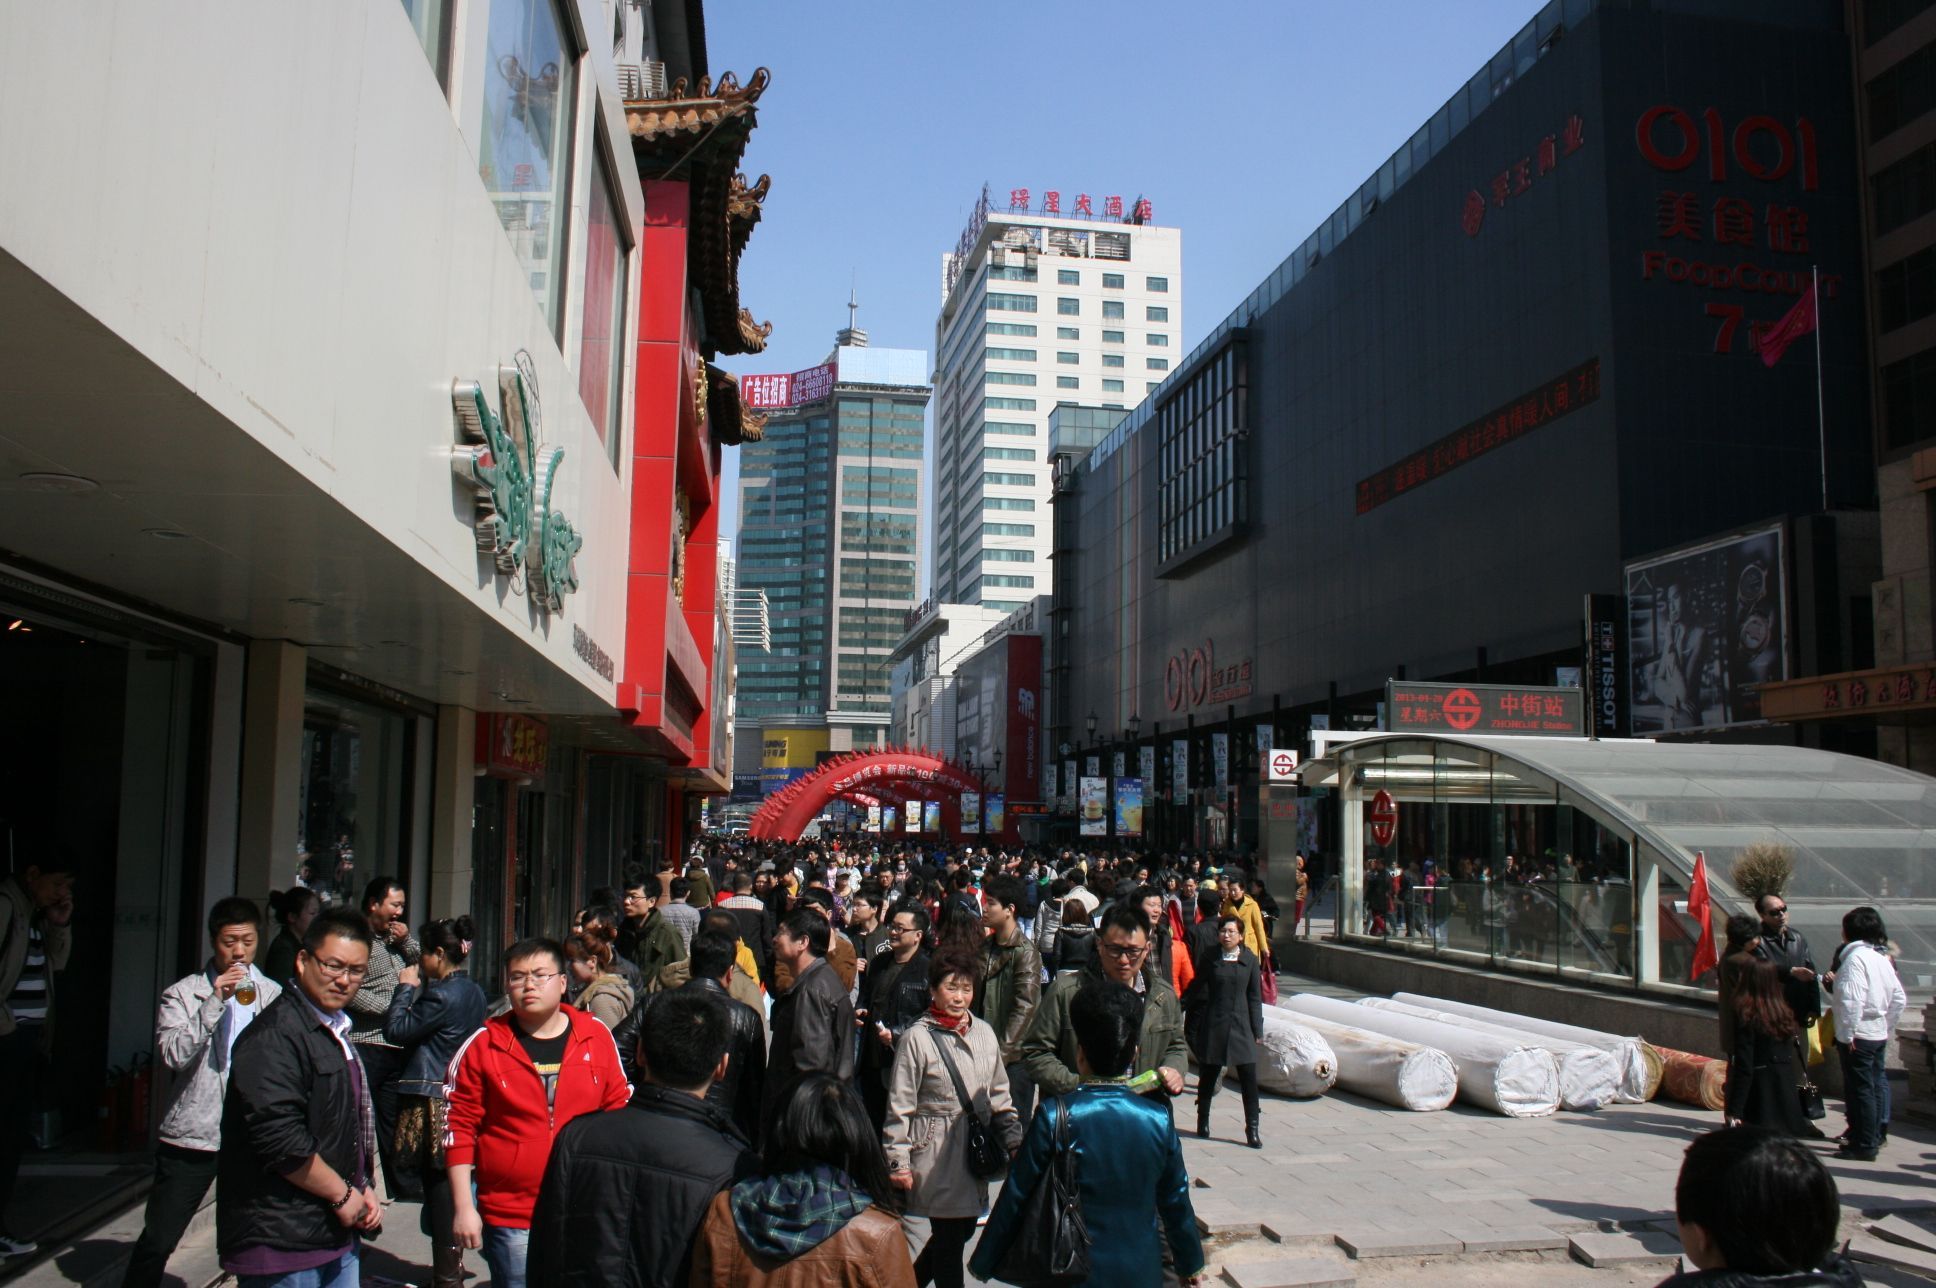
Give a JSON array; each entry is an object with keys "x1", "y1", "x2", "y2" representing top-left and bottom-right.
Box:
[
  {"x1": 1758, "y1": 663, "x2": 1936, "y2": 722},
  {"x1": 1461, "y1": 112, "x2": 1587, "y2": 236},
  {"x1": 1356, "y1": 359, "x2": 1600, "y2": 514},
  {"x1": 478, "y1": 713, "x2": 550, "y2": 778},
  {"x1": 1163, "y1": 637, "x2": 1254, "y2": 713},
  {"x1": 740, "y1": 362, "x2": 835, "y2": 410},
  {"x1": 1006, "y1": 189, "x2": 1149, "y2": 222},
  {"x1": 1387, "y1": 681, "x2": 1586, "y2": 737}
]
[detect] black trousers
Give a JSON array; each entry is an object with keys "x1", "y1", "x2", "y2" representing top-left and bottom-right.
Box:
[
  {"x1": 0, "y1": 1025, "x2": 43, "y2": 1228},
  {"x1": 1006, "y1": 1060, "x2": 1037, "y2": 1129},
  {"x1": 1197, "y1": 1061, "x2": 1261, "y2": 1122},
  {"x1": 354, "y1": 1044, "x2": 418, "y2": 1200},
  {"x1": 120, "y1": 1143, "x2": 219, "y2": 1288},
  {"x1": 914, "y1": 1215, "x2": 976, "y2": 1288}
]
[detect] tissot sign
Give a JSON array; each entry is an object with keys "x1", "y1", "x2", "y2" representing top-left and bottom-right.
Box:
[{"x1": 1386, "y1": 681, "x2": 1585, "y2": 737}]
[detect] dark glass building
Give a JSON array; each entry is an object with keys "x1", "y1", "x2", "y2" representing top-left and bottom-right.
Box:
[{"x1": 1055, "y1": 0, "x2": 1879, "y2": 853}]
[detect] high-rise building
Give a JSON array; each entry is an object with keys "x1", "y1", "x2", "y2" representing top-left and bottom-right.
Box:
[
  {"x1": 734, "y1": 322, "x2": 930, "y2": 789},
  {"x1": 931, "y1": 188, "x2": 1182, "y2": 608}
]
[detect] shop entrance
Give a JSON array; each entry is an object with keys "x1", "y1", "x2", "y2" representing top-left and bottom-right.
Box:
[{"x1": 0, "y1": 587, "x2": 211, "y2": 1246}]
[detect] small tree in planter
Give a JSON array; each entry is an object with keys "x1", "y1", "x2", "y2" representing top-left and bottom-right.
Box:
[{"x1": 1730, "y1": 841, "x2": 1795, "y2": 907}]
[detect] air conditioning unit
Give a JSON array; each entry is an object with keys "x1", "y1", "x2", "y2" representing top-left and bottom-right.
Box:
[{"x1": 617, "y1": 59, "x2": 667, "y2": 99}]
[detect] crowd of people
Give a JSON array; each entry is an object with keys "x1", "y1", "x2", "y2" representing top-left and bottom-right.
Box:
[{"x1": 1, "y1": 835, "x2": 1904, "y2": 1287}]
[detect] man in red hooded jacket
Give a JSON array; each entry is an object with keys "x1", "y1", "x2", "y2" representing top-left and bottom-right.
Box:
[{"x1": 444, "y1": 937, "x2": 629, "y2": 1288}]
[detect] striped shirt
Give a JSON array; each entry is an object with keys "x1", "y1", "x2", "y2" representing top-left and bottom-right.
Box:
[{"x1": 8, "y1": 922, "x2": 48, "y2": 1024}]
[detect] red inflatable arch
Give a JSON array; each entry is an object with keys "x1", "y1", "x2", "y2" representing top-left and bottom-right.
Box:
[{"x1": 747, "y1": 746, "x2": 984, "y2": 841}]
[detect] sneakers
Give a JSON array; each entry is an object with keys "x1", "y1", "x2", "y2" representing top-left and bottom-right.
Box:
[{"x1": 0, "y1": 1230, "x2": 37, "y2": 1258}]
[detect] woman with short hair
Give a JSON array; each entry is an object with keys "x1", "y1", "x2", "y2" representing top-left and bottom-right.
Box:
[{"x1": 563, "y1": 931, "x2": 634, "y2": 1031}]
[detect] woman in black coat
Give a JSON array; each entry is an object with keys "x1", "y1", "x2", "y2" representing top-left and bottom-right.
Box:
[
  {"x1": 1185, "y1": 915, "x2": 1265, "y2": 1148},
  {"x1": 1723, "y1": 955, "x2": 1810, "y2": 1136}
]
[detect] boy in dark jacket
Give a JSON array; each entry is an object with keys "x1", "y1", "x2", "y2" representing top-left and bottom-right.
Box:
[
  {"x1": 216, "y1": 910, "x2": 380, "y2": 1284},
  {"x1": 528, "y1": 989, "x2": 755, "y2": 1287}
]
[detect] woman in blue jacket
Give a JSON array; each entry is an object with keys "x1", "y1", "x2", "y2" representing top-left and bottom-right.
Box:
[
  {"x1": 970, "y1": 977, "x2": 1205, "y2": 1287},
  {"x1": 384, "y1": 915, "x2": 487, "y2": 1288}
]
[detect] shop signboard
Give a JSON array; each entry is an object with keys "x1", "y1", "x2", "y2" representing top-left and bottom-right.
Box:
[
  {"x1": 1625, "y1": 523, "x2": 1786, "y2": 733},
  {"x1": 923, "y1": 801, "x2": 941, "y2": 833},
  {"x1": 1584, "y1": 592, "x2": 1629, "y2": 738},
  {"x1": 1387, "y1": 680, "x2": 1586, "y2": 737},
  {"x1": 986, "y1": 794, "x2": 1006, "y2": 834},
  {"x1": 450, "y1": 356, "x2": 583, "y2": 614},
  {"x1": 1078, "y1": 777, "x2": 1107, "y2": 836},
  {"x1": 962, "y1": 791, "x2": 981, "y2": 833},
  {"x1": 1114, "y1": 778, "x2": 1144, "y2": 836},
  {"x1": 479, "y1": 713, "x2": 549, "y2": 777}
]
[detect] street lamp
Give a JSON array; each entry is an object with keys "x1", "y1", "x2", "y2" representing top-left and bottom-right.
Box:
[
  {"x1": 1127, "y1": 712, "x2": 1141, "y2": 740},
  {"x1": 1085, "y1": 711, "x2": 1098, "y2": 741}
]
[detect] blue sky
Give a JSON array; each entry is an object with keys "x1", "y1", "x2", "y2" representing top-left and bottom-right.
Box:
[{"x1": 704, "y1": 1, "x2": 1548, "y2": 553}]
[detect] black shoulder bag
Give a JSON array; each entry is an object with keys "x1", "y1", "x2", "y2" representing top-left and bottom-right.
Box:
[
  {"x1": 992, "y1": 1095, "x2": 1091, "y2": 1287},
  {"x1": 927, "y1": 1027, "x2": 1008, "y2": 1180}
]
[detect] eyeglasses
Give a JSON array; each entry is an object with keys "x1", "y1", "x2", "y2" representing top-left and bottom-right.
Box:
[
  {"x1": 1766, "y1": 906, "x2": 1789, "y2": 917},
  {"x1": 311, "y1": 958, "x2": 369, "y2": 982},
  {"x1": 506, "y1": 971, "x2": 564, "y2": 988},
  {"x1": 1097, "y1": 940, "x2": 1149, "y2": 960}
]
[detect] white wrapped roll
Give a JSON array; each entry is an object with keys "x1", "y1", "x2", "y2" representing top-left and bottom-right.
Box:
[
  {"x1": 1263, "y1": 1004, "x2": 1455, "y2": 1111},
  {"x1": 1359, "y1": 997, "x2": 1619, "y2": 1111},
  {"x1": 1249, "y1": 1010, "x2": 1338, "y2": 1098},
  {"x1": 1391, "y1": 993, "x2": 1656, "y2": 1104},
  {"x1": 1278, "y1": 994, "x2": 1559, "y2": 1117}
]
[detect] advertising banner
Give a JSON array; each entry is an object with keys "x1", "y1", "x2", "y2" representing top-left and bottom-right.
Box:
[
  {"x1": 1388, "y1": 680, "x2": 1587, "y2": 737},
  {"x1": 739, "y1": 361, "x2": 835, "y2": 410},
  {"x1": 1584, "y1": 592, "x2": 1629, "y2": 738},
  {"x1": 1139, "y1": 744, "x2": 1156, "y2": 788},
  {"x1": 923, "y1": 801, "x2": 941, "y2": 833},
  {"x1": 1085, "y1": 755, "x2": 1100, "y2": 778},
  {"x1": 866, "y1": 804, "x2": 881, "y2": 832},
  {"x1": 986, "y1": 794, "x2": 1006, "y2": 834},
  {"x1": 961, "y1": 791, "x2": 981, "y2": 833},
  {"x1": 730, "y1": 773, "x2": 763, "y2": 802},
  {"x1": 1255, "y1": 723, "x2": 1273, "y2": 764},
  {"x1": 480, "y1": 713, "x2": 550, "y2": 778},
  {"x1": 905, "y1": 806, "x2": 920, "y2": 833},
  {"x1": 1171, "y1": 739, "x2": 1188, "y2": 802},
  {"x1": 1625, "y1": 524, "x2": 1786, "y2": 733},
  {"x1": 1004, "y1": 635, "x2": 1043, "y2": 806},
  {"x1": 1114, "y1": 778, "x2": 1144, "y2": 836},
  {"x1": 1212, "y1": 732, "x2": 1229, "y2": 794},
  {"x1": 882, "y1": 806, "x2": 897, "y2": 833},
  {"x1": 1112, "y1": 751, "x2": 1126, "y2": 777},
  {"x1": 1062, "y1": 760, "x2": 1076, "y2": 814},
  {"x1": 1078, "y1": 777, "x2": 1107, "y2": 835}
]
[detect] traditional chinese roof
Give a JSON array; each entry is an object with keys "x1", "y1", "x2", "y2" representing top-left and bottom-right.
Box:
[
  {"x1": 625, "y1": 69, "x2": 774, "y2": 358},
  {"x1": 706, "y1": 364, "x2": 765, "y2": 446}
]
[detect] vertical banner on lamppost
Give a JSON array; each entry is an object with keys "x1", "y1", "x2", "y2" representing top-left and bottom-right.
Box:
[
  {"x1": 961, "y1": 791, "x2": 981, "y2": 833},
  {"x1": 1078, "y1": 777, "x2": 1107, "y2": 835},
  {"x1": 1085, "y1": 755, "x2": 1100, "y2": 777},
  {"x1": 1062, "y1": 760, "x2": 1076, "y2": 813},
  {"x1": 1114, "y1": 778, "x2": 1144, "y2": 836},
  {"x1": 1212, "y1": 732, "x2": 1230, "y2": 794},
  {"x1": 986, "y1": 794, "x2": 1006, "y2": 834},
  {"x1": 1139, "y1": 745, "x2": 1156, "y2": 786},
  {"x1": 923, "y1": 801, "x2": 940, "y2": 833},
  {"x1": 1172, "y1": 740, "x2": 1189, "y2": 802},
  {"x1": 1255, "y1": 723, "x2": 1273, "y2": 765},
  {"x1": 1112, "y1": 750, "x2": 1126, "y2": 777}
]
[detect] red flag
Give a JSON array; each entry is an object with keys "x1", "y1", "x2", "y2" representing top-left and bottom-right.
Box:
[
  {"x1": 1688, "y1": 851, "x2": 1718, "y2": 981},
  {"x1": 1759, "y1": 283, "x2": 1818, "y2": 368}
]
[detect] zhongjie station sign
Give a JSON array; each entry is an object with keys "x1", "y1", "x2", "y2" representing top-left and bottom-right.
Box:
[{"x1": 1387, "y1": 680, "x2": 1586, "y2": 738}]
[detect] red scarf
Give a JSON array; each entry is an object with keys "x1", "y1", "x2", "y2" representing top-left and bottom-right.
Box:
[{"x1": 929, "y1": 1006, "x2": 969, "y2": 1032}]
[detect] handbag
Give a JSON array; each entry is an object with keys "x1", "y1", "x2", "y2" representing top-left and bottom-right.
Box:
[
  {"x1": 928, "y1": 1027, "x2": 1007, "y2": 1181},
  {"x1": 992, "y1": 1096, "x2": 1091, "y2": 1288},
  {"x1": 1797, "y1": 1071, "x2": 1826, "y2": 1121}
]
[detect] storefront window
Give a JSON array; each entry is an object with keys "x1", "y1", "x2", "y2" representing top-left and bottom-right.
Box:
[
  {"x1": 578, "y1": 151, "x2": 630, "y2": 465},
  {"x1": 299, "y1": 685, "x2": 412, "y2": 905},
  {"x1": 475, "y1": 0, "x2": 578, "y2": 336}
]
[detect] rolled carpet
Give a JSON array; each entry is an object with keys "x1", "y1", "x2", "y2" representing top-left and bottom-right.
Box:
[
  {"x1": 1249, "y1": 1009, "x2": 1339, "y2": 1098},
  {"x1": 1390, "y1": 993, "x2": 1662, "y2": 1103},
  {"x1": 1277, "y1": 994, "x2": 1559, "y2": 1117},
  {"x1": 1653, "y1": 1045, "x2": 1726, "y2": 1111},
  {"x1": 1263, "y1": 1004, "x2": 1455, "y2": 1111},
  {"x1": 1359, "y1": 997, "x2": 1621, "y2": 1111}
]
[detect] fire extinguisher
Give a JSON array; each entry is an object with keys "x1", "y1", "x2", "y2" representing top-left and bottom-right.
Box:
[
  {"x1": 123, "y1": 1053, "x2": 154, "y2": 1152},
  {"x1": 97, "y1": 1065, "x2": 125, "y2": 1152}
]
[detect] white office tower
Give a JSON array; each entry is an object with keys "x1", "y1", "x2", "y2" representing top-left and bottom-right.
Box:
[{"x1": 931, "y1": 187, "x2": 1181, "y2": 607}]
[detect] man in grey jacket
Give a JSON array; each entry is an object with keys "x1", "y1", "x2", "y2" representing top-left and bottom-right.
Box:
[
  {"x1": 346, "y1": 876, "x2": 419, "y2": 1199},
  {"x1": 122, "y1": 897, "x2": 281, "y2": 1288}
]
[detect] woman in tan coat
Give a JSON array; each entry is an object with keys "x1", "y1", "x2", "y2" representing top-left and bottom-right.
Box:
[
  {"x1": 882, "y1": 949, "x2": 1022, "y2": 1288},
  {"x1": 690, "y1": 1074, "x2": 914, "y2": 1287},
  {"x1": 563, "y1": 931, "x2": 634, "y2": 1030}
]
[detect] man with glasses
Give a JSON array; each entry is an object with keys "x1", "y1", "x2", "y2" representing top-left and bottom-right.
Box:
[
  {"x1": 216, "y1": 909, "x2": 380, "y2": 1288},
  {"x1": 444, "y1": 938, "x2": 629, "y2": 1288},
  {"x1": 617, "y1": 866, "x2": 687, "y2": 993},
  {"x1": 346, "y1": 876, "x2": 418, "y2": 1200},
  {"x1": 1021, "y1": 903, "x2": 1188, "y2": 1102},
  {"x1": 856, "y1": 905, "x2": 930, "y2": 1127},
  {"x1": 1752, "y1": 893, "x2": 1825, "y2": 1136}
]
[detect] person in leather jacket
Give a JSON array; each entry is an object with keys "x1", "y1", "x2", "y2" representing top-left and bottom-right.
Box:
[
  {"x1": 528, "y1": 988, "x2": 756, "y2": 1287},
  {"x1": 673, "y1": 931, "x2": 765, "y2": 1147},
  {"x1": 857, "y1": 905, "x2": 931, "y2": 1129},
  {"x1": 1658, "y1": 1126, "x2": 1859, "y2": 1286}
]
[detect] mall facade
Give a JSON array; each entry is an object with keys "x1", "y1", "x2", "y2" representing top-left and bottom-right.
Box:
[
  {"x1": 1051, "y1": 0, "x2": 1935, "y2": 997},
  {"x1": 0, "y1": 0, "x2": 759, "y2": 1225}
]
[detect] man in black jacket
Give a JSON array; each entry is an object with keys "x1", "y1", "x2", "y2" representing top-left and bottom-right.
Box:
[
  {"x1": 678, "y1": 930, "x2": 765, "y2": 1147},
  {"x1": 528, "y1": 989, "x2": 754, "y2": 1288},
  {"x1": 856, "y1": 904, "x2": 931, "y2": 1128},
  {"x1": 216, "y1": 909, "x2": 381, "y2": 1283},
  {"x1": 763, "y1": 908, "x2": 856, "y2": 1129}
]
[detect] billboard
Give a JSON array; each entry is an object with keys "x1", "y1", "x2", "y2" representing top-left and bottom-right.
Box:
[
  {"x1": 760, "y1": 728, "x2": 829, "y2": 795},
  {"x1": 1625, "y1": 523, "x2": 1786, "y2": 733},
  {"x1": 1005, "y1": 635, "x2": 1043, "y2": 806},
  {"x1": 1584, "y1": 593, "x2": 1629, "y2": 738},
  {"x1": 1114, "y1": 778, "x2": 1144, "y2": 836},
  {"x1": 923, "y1": 801, "x2": 941, "y2": 833},
  {"x1": 985, "y1": 794, "x2": 1005, "y2": 834},
  {"x1": 1387, "y1": 680, "x2": 1586, "y2": 737},
  {"x1": 1078, "y1": 777, "x2": 1107, "y2": 836},
  {"x1": 866, "y1": 804, "x2": 881, "y2": 832},
  {"x1": 882, "y1": 806, "x2": 897, "y2": 833},
  {"x1": 961, "y1": 791, "x2": 981, "y2": 833},
  {"x1": 739, "y1": 362, "x2": 835, "y2": 410}
]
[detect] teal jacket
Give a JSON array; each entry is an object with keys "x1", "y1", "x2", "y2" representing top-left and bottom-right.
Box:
[{"x1": 969, "y1": 1084, "x2": 1204, "y2": 1285}]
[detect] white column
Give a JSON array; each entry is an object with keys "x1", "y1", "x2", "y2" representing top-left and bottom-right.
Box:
[
  {"x1": 427, "y1": 704, "x2": 477, "y2": 919},
  {"x1": 1636, "y1": 838, "x2": 1661, "y2": 986},
  {"x1": 236, "y1": 640, "x2": 306, "y2": 902}
]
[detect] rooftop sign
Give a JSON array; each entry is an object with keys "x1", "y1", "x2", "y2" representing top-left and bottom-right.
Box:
[{"x1": 740, "y1": 362, "x2": 835, "y2": 410}]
